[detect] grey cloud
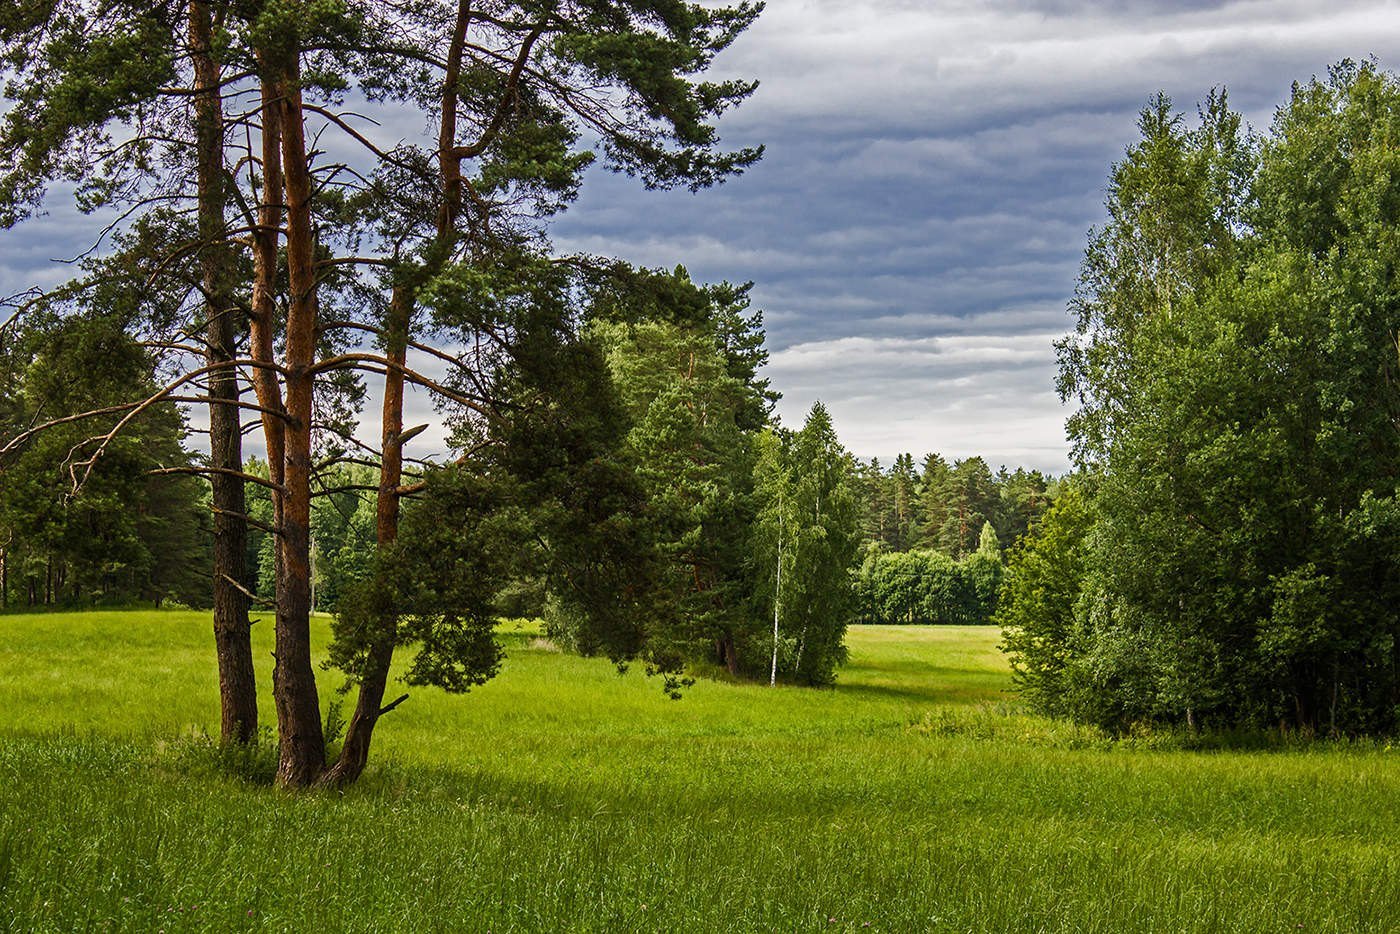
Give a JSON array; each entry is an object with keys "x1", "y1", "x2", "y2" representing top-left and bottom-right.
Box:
[
  {"x1": 548, "y1": 0, "x2": 1400, "y2": 470},
  {"x1": 6, "y1": 0, "x2": 1400, "y2": 473}
]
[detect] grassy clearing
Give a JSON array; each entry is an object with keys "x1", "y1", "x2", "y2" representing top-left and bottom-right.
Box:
[{"x1": 2, "y1": 610, "x2": 1399, "y2": 932}]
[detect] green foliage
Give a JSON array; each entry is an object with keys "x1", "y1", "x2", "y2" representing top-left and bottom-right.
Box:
[
  {"x1": 501, "y1": 264, "x2": 810, "y2": 688},
  {"x1": 0, "y1": 1, "x2": 178, "y2": 225},
  {"x1": 997, "y1": 484, "x2": 1096, "y2": 715},
  {"x1": 588, "y1": 312, "x2": 762, "y2": 676},
  {"x1": 329, "y1": 466, "x2": 507, "y2": 694},
  {"x1": 1022, "y1": 62, "x2": 1400, "y2": 734},
  {"x1": 0, "y1": 312, "x2": 210, "y2": 608},
  {"x1": 332, "y1": 250, "x2": 664, "y2": 695},
  {"x1": 855, "y1": 547, "x2": 1001, "y2": 626},
  {"x1": 752, "y1": 404, "x2": 862, "y2": 685}
]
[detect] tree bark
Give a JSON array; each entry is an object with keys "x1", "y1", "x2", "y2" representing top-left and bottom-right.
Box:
[
  {"x1": 269, "y1": 58, "x2": 325, "y2": 788},
  {"x1": 722, "y1": 632, "x2": 739, "y2": 676},
  {"x1": 323, "y1": 0, "x2": 472, "y2": 787},
  {"x1": 771, "y1": 496, "x2": 782, "y2": 686},
  {"x1": 191, "y1": 0, "x2": 258, "y2": 745},
  {"x1": 321, "y1": 287, "x2": 408, "y2": 786}
]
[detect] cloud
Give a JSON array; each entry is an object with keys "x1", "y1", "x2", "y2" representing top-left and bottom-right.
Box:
[
  {"x1": 766, "y1": 333, "x2": 1069, "y2": 471},
  {"x1": 550, "y1": 0, "x2": 1400, "y2": 471},
  {"x1": 6, "y1": 0, "x2": 1400, "y2": 474}
]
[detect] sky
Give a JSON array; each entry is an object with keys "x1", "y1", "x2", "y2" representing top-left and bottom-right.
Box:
[
  {"x1": 553, "y1": 0, "x2": 1400, "y2": 472},
  {"x1": 4, "y1": 0, "x2": 1400, "y2": 472}
]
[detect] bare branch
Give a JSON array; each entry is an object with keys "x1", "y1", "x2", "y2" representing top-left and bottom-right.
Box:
[
  {"x1": 149, "y1": 465, "x2": 288, "y2": 494},
  {"x1": 452, "y1": 23, "x2": 548, "y2": 160},
  {"x1": 309, "y1": 352, "x2": 489, "y2": 413},
  {"x1": 221, "y1": 572, "x2": 278, "y2": 608},
  {"x1": 211, "y1": 506, "x2": 282, "y2": 537},
  {"x1": 300, "y1": 103, "x2": 425, "y2": 176}
]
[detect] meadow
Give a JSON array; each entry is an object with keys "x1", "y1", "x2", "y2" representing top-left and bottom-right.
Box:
[{"x1": 2, "y1": 611, "x2": 1399, "y2": 932}]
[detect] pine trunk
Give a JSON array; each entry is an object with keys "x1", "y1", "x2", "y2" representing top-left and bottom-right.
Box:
[
  {"x1": 190, "y1": 0, "x2": 257, "y2": 745},
  {"x1": 269, "y1": 62, "x2": 325, "y2": 788},
  {"x1": 322, "y1": 289, "x2": 408, "y2": 787}
]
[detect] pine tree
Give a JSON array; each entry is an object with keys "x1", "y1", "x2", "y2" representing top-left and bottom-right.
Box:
[
  {"x1": 887, "y1": 453, "x2": 919, "y2": 551},
  {"x1": 936, "y1": 457, "x2": 997, "y2": 558}
]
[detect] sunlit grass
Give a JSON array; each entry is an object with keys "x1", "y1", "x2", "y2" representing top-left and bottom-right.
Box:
[{"x1": 3, "y1": 610, "x2": 1399, "y2": 931}]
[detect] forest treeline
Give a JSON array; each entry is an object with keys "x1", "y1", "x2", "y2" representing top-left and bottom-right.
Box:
[
  {"x1": 850, "y1": 454, "x2": 1056, "y2": 625},
  {"x1": 1000, "y1": 62, "x2": 1400, "y2": 736},
  {"x1": 1, "y1": 369, "x2": 1051, "y2": 634}
]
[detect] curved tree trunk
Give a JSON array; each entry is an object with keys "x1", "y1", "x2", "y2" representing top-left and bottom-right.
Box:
[
  {"x1": 323, "y1": 0, "x2": 477, "y2": 787},
  {"x1": 321, "y1": 288, "x2": 408, "y2": 787}
]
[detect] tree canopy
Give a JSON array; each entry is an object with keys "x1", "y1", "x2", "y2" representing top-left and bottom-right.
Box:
[{"x1": 1005, "y1": 62, "x2": 1400, "y2": 734}]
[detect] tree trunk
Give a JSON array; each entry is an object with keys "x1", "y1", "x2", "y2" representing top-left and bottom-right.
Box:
[
  {"x1": 322, "y1": 288, "x2": 408, "y2": 787},
  {"x1": 269, "y1": 61, "x2": 325, "y2": 788},
  {"x1": 770, "y1": 507, "x2": 781, "y2": 687},
  {"x1": 323, "y1": 2, "x2": 473, "y2": 786},
  {"x1": 191, "y1": 0, "x2": 257, "y2": 745}
]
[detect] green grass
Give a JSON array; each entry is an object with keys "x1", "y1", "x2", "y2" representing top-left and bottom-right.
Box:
[{"x1": 3, "y1": 611, "x2": 1400, "y2": 931}]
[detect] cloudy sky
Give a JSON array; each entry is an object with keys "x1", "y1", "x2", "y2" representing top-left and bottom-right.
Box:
[
  {"x1": 552, "y1": 0, "x2": 1400, "y2": 472},
  {"x1": 4, "y1": 0, "x2": 1400, "y2": 472}
]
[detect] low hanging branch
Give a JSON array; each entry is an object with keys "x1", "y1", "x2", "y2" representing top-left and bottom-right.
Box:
[
  {"x1": 377, "y1": 693, "x2": 410, "y2": 717},
  {"x1": 221, "y1": 572, "x2": 278, "y2": 608},
  {"x1": 0, "y1": 402, "x2": 151, "y2": 458},
  {"x1": 2, "y1": 357, "x2": 292, "y2": 462}
]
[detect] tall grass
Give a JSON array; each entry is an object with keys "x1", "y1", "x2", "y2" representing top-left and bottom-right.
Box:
[{"x1": 2, "y1": 610, "x2": 1399, "y2": 931}]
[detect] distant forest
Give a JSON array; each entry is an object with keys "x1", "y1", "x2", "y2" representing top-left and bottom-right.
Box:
[
  {"x1": 850, "y1": 455, "x2": 1057, "y2": 626},
  {"x1": 854, "y1": 454, "x2": 1056, "y2": 558}
]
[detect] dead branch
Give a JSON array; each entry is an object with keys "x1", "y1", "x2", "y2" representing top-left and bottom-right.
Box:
[
  {"x1": 221, "y1": 572, "x2": 278, "y2": 608},
  {"x1": 149, "y1": 465, "x2": 288, "y2": 494},
  {"x1": 64, "y1": 357, "x2": 293, "y2": 490},
  {"x1": 378, "y1": 693, "x2": 410, "y2": 717},
  {"x1": 309, "y1": 353, "x2": 489, "y2": 413},
  {"x1": 211, "y1": 506, "x2": 282, "y2": 537},
  {"x1": 300, "y1": 103, "x2": 425, "y2": 176}
]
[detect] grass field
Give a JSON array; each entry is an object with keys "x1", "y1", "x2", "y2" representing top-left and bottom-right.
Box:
[{"x1": 3, "y1": 610, "x2": 1400, "y2": 932}]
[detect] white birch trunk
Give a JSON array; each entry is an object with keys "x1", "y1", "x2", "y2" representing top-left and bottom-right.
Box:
[{"x1": 770, "y1": 493, "x2": 782, "y2": 687}]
